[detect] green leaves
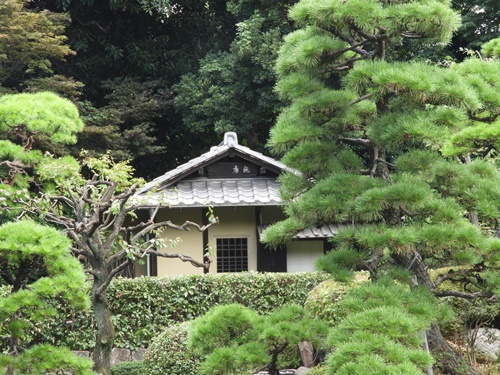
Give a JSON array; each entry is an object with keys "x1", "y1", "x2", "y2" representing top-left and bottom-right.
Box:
[
  {"x1": 482, "y1": 38, "x2": 500, "y2": 59},
  {"x1": 0, "y1": 92, "x2": 84, "y2": 145},
  {"x1": 12, "y1": 344, "x2": 94, "y2": 375},
  {"x1": 0, "y1": 0, "x2": 74, "y2": 86},
  {"x1": 326, "y1": 281, "x2": 441, "y2": 374},
  {"x1": 0, "y1": 221, "x2": 92, "y2": 374},
  {"x1": 189, "y1": 303, "x2": 328, "y2": 375},
  {"x1": 14, "y1": 272, "x2": 329, "y2": 352}
]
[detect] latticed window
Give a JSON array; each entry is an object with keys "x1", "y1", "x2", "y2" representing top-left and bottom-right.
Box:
[{"x1": 216, "y1": 238, "x2": 248, "y2": 273}]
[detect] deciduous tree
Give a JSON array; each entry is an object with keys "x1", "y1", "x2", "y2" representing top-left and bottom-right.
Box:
[
  {"x1": 0, "y1": 91, "x2": 218, "y2": 375},
  {"x1": 174, "y1": 0, "x2": 296, "y2": 150},
  {"x1": 0, "y1": 0, "x2": 76, "y2": 93}
]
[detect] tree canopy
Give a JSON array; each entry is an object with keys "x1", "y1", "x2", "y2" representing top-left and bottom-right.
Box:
[
  {"x1": 261, "y1": 0, "x2": 500, "y2": 373},
  {"x1": 0, "y1": 0, "x2": 77, "y2": 94},
  {"x1": 0, "y1": 220, "x2": 94, "y2": 375},
  {"x1": 174, "y1": 0, "x2": 296, "y2": 150}
]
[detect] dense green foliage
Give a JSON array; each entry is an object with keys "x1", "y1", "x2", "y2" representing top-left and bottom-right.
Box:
[
  {"x1": 0, "y1": 91, "x2": 83, "y2": 199},
  {"x1": 451, "y1": 0, "x2": 500, "y2": 56},
  {"x1": 325, "y1": 280, "x2": 441, "y2": 375},
  {"x1": 304, "y1": 272, "x2": 369, "y2": 326},
  {"x1": 0, "y1": 221, "x2": 94, "y2": 374},
  {"x1": 32, "y1": 0, "x2": 239, "y2": 177},
  {"x1": 0, "y1": 0, "x2": 75, "y2": 91},
  {"x1": 189, "y1": 303, "x2": 327, "y2": 375},
  {"x1": 174, "y1": 0, "x2": 296, "y2": 150},
  {"x1": 0, "y1": 0, "x2": 494, "y2": 178},
  {"x1": 0, "y1": 91, "x2": 83, "y2": 145},
  {"x1": 8, "y1": 272, "x2": 329, "y2": 350},
  {"x1": 143, "y1": 321, "x2": 201, "y2": 375},
  {"x1": 1, "y1": 1, "x2": 500, "y2": 373},
  {"x1": 261, "y1": 0, "x2": 500, "y2": 373},
  {"x1": 110, "y1": 360, "x2": 144, "y2": 375}
]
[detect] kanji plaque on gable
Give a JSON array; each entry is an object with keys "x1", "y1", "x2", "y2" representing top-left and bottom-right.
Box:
[{"x1": 207, "y1": 162, "x2": 258, "y2": 178}]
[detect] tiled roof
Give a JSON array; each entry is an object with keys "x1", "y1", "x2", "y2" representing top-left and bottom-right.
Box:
[
  {"x1": 258, "y1": 223, "x2": 352, "y2": 239},
  {"x1": 137, "y1": 178, "x2": 282, "y2": 208},
  {"x1": 138, "y1": 132, "x2": 295, "y2": 195}
]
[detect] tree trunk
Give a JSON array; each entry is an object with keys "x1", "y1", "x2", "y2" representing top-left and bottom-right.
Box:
[
  {"x1": 268, "y1": 343, "x2": 288, "y2": 375},
  {"x1": 392, "y1": 252, "x2": 481, "y2": 375},
  {"x1": 426, "y1": 323, "x2": 480, "y2": 375},
  {"x1": 91, "y1": 273, "x2": 115, "y2": 375}
]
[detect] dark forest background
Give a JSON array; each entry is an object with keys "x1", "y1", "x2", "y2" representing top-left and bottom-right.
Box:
[{"x1": 2, "y1": 0, "x2": 499, "y2": 179}]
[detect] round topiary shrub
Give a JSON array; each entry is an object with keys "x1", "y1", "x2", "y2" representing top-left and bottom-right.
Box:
[
  {"x1": 304, "y1": 272, "x2": 369, "y2": 326},
  {"x1": 143, "y1": 321, "x2": 201, "y2": 375}
]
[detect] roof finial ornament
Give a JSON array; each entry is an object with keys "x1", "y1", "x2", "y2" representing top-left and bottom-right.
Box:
[{"x1": 223, "y1": 132, "x2": 238, "y2": 148}]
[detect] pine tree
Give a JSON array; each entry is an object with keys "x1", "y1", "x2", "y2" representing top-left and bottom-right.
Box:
[
  {"x1": 0, "y1": 221, "x2": 94, "y2": 375},
  {"x1": 261, "y1": 1, "x2": 500, "y2": 373},
  {"x1": 189, "y1": 304, "x2": 327, "y2": 375}
]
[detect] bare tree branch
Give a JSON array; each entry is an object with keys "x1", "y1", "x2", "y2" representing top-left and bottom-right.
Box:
[
  {"x1": 96, "y1": 260, "x2": 132, "y2": 297},
  {"x1": 146, "y1": 249, "x2": 209, "y2": 269}
]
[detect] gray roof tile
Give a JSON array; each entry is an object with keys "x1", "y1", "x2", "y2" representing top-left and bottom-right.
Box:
[
  {"x1": 138, "y1": 132, "x2": 296, "y2": 195},
  {"x1": 258, "y1": 223, "x2": 352, "y2": 239},
  {"x1": 138, "y1": 178, "x2": 282, "y2": 207}
]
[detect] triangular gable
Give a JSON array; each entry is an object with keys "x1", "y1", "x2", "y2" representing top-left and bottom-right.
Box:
[
  {"x1": 138, "y1": 132, "x2": 295, "y2": 194},
  {"x1": 136, "y1": 132, "x2": 297, "y2": 207}
]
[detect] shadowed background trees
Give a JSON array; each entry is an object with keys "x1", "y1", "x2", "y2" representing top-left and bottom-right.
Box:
[{"x1": 3, "y1": 0, "x2": 499, "y2": 178}]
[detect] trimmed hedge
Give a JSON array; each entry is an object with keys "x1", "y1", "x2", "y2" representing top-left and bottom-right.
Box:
[
  {"x1": 25, "y1": 272, "x2": 330, "y2": 350},
  {"x1": 110, "y1": 360, "x2": 144, "y2": 375}
]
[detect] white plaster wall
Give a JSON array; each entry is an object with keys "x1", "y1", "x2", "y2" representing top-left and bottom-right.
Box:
[
  {"x1": 286, "y1": 240, "x2": 324, "y2": 272},
  {"x1": 155, "y1": 208, "x2": 205, "y2": 277}
]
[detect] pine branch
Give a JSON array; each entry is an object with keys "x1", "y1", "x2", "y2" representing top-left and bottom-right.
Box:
[
  {"x1": 348, "y1": 93, "x2": 374, "y2": 106},
  {"x1": 433, "y1": 290, "x2": 495, "y2": 300},
  {"x1": 338, "y1": 136, "x2": 372, "y2": 147},
  {"x1": 400, "y1": 32, "x2": 424, "y2": 39}
]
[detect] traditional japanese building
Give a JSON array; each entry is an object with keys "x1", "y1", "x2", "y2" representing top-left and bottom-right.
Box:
[{"x1": 135, "y1": 132, "x2": 345, "y2": 276}]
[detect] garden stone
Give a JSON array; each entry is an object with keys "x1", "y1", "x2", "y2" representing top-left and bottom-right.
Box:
[
  {"x1": 111, "y1": 348, "x2": 130, "y2": 365},
  {"x1": 72, "y1": 350, "x2": 90, "y2": 358},
  {"x1": 298, "y1": 341, "x2": 314, "y2": 367},
  {"x1": 473, "y1": 328, "x2": 500, "y2": 360},
  {"x1": 296, "y1": 366, "x2": 310, "y2": 375},
  {"x1": 131, "y1": 348, "x2": 147, "y2": 361}
]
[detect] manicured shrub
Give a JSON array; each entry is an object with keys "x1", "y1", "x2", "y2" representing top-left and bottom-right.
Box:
[
  {"x1": 110, "y1": 360, "x2": 143, "y2": 375},
  {"x1": 143, "y1": 321, "x2": 201, "y2": 375},
  {"x1": 304, "y1": 272, "x2": 369, "y2": 325},
  {"x1": 189, "y1": 303, "x2": 328, "y2": 375}
]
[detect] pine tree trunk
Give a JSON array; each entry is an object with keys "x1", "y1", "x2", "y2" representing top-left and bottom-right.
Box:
[
  {"x1": 392, "y1": 252, "x2": 481, "y2": 375},
  {"x1": 91, "y1": 272, "x2": 115, "y2": 375}
]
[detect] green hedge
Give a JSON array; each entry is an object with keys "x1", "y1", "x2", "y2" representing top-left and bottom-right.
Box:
[
  {"x1": 110, "y1": 360, "x2": 144, "y2": 375},
  {"x1": 25, "y1": 272, "x2": 330, "y2": 350}
]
